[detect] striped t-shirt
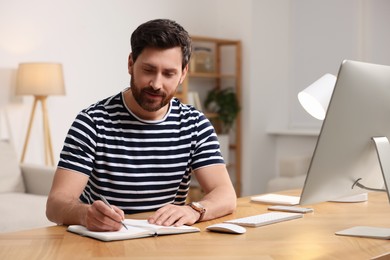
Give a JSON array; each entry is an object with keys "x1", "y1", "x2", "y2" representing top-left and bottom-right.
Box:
[{"x1": 58, "y1": 89, "x2": 224, "y2": 214}]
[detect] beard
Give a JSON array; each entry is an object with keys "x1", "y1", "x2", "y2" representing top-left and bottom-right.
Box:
[{"x1": 130, "y1": 75, "x2": 176, "y2": 112}]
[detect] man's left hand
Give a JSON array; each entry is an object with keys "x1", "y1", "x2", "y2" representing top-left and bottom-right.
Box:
[{"x1": 147, "y1": 204, "x2": 199, "y2": 226}]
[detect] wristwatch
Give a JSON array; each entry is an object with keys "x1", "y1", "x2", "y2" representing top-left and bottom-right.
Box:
[{"x1": 188, "y1": 202, "x2": 206, "y2": 222}]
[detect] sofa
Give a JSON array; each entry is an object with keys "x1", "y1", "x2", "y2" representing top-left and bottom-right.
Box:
[
  {"x1": 266, "y1": 156, "x2": 311, "y2": 192},
  {"x1": 0, "y1": 139, "x2": 56, "y2": 233}
]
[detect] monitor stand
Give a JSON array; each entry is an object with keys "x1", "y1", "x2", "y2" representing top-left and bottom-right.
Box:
[
  {"x1": 328, "y1": 193, "x2": 368, "y2": 203},
  {"x1": 372, "y1": 136, "x2": 390, "y2": 201},
  {"x1": 352, "y1": 137, "x2": 390, "y2": 202},
  {"x1": 336, "y1": 136, "x2": 390, "y2": 239},
  {"x1": 329, "y1": 136, "x2": 390, "y2": 203}
]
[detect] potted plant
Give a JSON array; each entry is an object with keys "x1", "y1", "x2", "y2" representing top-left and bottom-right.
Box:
[{"x1": 204, "y1": 87, "x2": 240, "y2": 164}]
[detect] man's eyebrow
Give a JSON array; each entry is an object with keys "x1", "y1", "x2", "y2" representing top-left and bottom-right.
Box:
[
  {"x1": 142, "y1": 63, "x2": 179, "y2": 73},
  {"x1": 141, "y1": 63, "x2": 156, "y2": 69},
  {"x1": 164, "y1": 68, "x2": 179, "y2": 73}
]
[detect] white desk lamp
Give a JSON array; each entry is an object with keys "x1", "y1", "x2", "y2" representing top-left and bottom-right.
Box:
[
  {"x1": 16, "y1": 63, "x2": 65, "y2": 166},
  {"x1": 297, "y1": 73, "x2": 336, "y2": 120}
]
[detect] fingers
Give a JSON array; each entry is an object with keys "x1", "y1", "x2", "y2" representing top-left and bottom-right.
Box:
[
  {"x1": 148, "y1": 204, "x2": 197, "y2": 227},
  {"x1": 112, "y1": 205, "x2": 126, "y2": 221},
  {"x1": 85, "y1": 201, "x2": 124, "y2": 231},
  {"x1": 148, "y1": 205, "x2": 172, "y2": 225}
]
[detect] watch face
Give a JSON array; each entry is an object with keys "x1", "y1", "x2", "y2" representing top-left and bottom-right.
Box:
[
  {"x1": 192, "y1": 202, "x2": 202, "y2": 209},
  {"x1": 189, "y1": 202, "x2": 205, "y2": 222},
  {"x1": 190, "y1": 202, "x2": 205, "y2": 212}
]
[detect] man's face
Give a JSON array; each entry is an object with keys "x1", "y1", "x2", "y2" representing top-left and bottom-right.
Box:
[{"x1": 128, "y1": 47, "x2": 187, "y2": 112}]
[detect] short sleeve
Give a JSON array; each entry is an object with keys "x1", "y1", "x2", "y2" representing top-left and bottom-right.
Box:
[
  {"x1": 57, "y1": 111, "x2": 97, "y2": 176},
  {"x1": 190, "y1": 114, "x2": 225, "y2": 170}
]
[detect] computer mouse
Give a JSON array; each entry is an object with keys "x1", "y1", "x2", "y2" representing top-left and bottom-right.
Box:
[{"x1": 206, "y1": 223, "x2": 246, "y2": 234}]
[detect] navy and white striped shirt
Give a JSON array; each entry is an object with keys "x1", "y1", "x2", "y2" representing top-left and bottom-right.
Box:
[{"x1": 58, "y1": 89, "x2": 224, "y2": 214}]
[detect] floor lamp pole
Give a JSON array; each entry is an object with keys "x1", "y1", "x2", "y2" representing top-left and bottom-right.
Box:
[{"x1": 20, "y1": 95, "x2": 54, "y2": 166}]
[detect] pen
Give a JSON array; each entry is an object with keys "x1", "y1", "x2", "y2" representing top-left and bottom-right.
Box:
[{"x1": 98, "y1": 194, "x2": 128, "y2": 230}]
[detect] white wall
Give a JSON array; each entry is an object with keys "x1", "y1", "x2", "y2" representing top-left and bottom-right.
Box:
[
  {"x1": 1, "y1": 0, "x2": 390, "y2": 196},
  {"x1": 0, "y1": 0, "x2": 232, "y2": 163},
  {"x1": 249, "y1": 0, "x2": 390, "y2": 196}
]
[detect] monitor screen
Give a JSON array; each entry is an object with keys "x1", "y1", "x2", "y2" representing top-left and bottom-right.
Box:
[{"x1": 300, "y1": 60, "x2": 390, "y2": 205}]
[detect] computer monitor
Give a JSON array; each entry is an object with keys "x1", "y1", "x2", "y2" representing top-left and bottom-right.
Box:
[{"x1": 300, "y1": 60, "x2": 390, "y2": 205}]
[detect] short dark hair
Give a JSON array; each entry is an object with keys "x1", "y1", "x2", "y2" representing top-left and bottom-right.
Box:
[{"x1": 130, "y1": 19, "x2": 192, "y2": 70}]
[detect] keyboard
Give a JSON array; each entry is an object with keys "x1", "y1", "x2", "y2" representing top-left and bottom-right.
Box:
[{"x1": 225, "y1": 212, "x2": 303, "y2": 227}]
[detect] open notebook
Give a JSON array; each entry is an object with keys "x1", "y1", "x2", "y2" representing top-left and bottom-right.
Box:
[{"x1": 67, "y1": 219, "x2": 200, "y2": 242}]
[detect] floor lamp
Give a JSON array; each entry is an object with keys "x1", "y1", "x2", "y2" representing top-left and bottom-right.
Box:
[{"x1": 16, "y1": 63, "x2": 65, "y2": 166}]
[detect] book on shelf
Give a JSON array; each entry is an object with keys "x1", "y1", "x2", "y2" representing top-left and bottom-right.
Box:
[
  {"x1": 67, "y1": 219, "x2": 200, "y2": 242},
  {"x1": 187, "y1": 91, "x2": 203, "y2": 111}
]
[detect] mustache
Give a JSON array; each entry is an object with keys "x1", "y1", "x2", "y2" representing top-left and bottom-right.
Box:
[{"x1": 143, "y1": 87, "x2": 165, "y2": 96}]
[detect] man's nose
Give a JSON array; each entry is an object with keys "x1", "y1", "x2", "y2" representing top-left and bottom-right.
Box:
[{"x1": 149, "y1": 74, "x2": 163, "y2": 90}]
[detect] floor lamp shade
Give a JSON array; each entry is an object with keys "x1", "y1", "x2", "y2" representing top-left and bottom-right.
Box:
[
  {"x1": 16, "y1": 62, "x2": 65, "y2": 166},
  {"x1": 16, "y1": 63, "x2": 65, "y2": 96}
]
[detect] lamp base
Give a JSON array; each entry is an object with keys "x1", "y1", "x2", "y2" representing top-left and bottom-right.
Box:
[
  {"x1": 20, "y1": 95, "x2": 54, "y2": 166},
  {"x1": 328, "y1": 193, "x2": 368, "y2": 203}
]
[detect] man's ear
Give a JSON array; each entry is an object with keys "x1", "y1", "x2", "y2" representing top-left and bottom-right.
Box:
[
  {"x1": 179, "y1": 64, "x2": 189, "y2": 85},
  {"x1": 128, "y1": 53, "x2": 134, "y2": 75}
]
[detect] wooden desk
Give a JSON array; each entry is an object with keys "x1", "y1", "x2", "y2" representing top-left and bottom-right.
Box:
[{"x1": 1, "y1": 190, "x2": 390, "y2": 259}]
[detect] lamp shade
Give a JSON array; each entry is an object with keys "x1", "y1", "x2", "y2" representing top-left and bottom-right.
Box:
[
  {"x1": 16, "y1": 63, "x2": 65, "y2": 96},
  {"x1": 297, "y1": 73, "x2": 336, "y2": 120}
]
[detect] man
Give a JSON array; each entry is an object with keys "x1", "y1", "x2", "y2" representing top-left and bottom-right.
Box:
[{"x1": 46, "y1": 19, "x2": 237, "y2": 232}]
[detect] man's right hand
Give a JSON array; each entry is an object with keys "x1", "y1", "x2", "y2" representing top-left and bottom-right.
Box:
[
  {"x1": 84, "y1": 200, "x2": 125, "y2": 231},
  {"x1": 46, "y1": 168, "x2": 125, "y2": 232}
]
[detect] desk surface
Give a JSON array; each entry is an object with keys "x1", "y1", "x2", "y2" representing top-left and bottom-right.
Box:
[{"x1": 1, "y1": 190, "x2": 390, "y2": 260}]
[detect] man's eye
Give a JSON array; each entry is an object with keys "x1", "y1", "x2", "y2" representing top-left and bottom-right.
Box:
[{"x1": 143, "y1": 68, "x2": 154, "y2": 73}]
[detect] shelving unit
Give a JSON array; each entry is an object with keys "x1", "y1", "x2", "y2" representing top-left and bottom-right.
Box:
[{"x1": 177, "y1": 36, "x2": 242, "y2": 198}]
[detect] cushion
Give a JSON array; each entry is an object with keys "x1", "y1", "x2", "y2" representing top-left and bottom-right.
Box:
[
  {"x1": 21, "y1": 163, "x2": 55, "y2": 196},
  {"x1": 0, "y1": 193, "x2": 54, "y2": 233},
  {"x1": 0, "y1": 140, "x2": 25, "y2": 193}
]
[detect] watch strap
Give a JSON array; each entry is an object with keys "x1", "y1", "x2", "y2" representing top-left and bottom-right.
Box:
[{"x1": 188, "y1": 202, "x2": 206, "y2": 222}]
